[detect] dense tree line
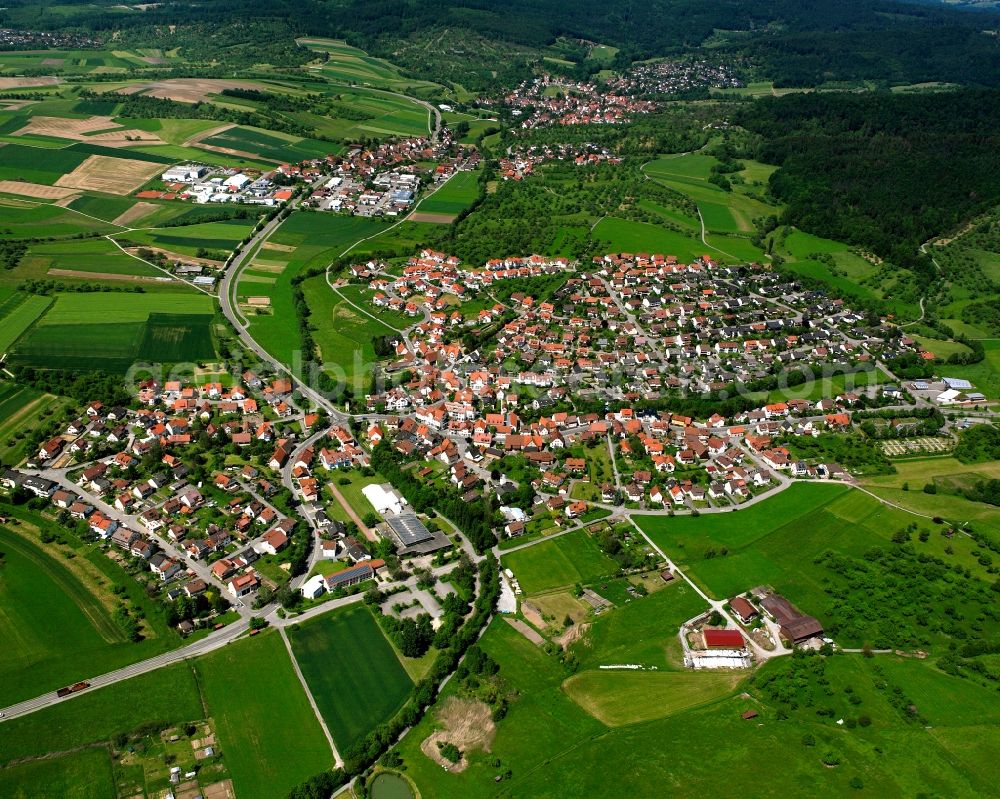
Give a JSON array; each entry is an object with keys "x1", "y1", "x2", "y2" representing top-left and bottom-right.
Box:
[
  {"x1": 738, "y1": 90, "x2": 1000, "y2": 288},
  {"x1": 12, "y1": 366, "x2": 132, "y2": 407},
  {"x1": 954, "y1": 424, "x2": 1000, "y2": 464}
]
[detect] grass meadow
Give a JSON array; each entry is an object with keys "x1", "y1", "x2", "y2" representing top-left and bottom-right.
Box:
[
  {"x1": 196, "y1": 631, "x2": 334, "y2": 799},
  {"x1": 395, "y1": 608, "x2": 996, "y2": 799},
  {"x1": 240, "y1": 212, "x2": 386, "y2": 367},
  {"x1": 0, "y1": 662, "x2": 202, "y2": 762},
  {"x1": 287, "y1": 605, "x2": 414, "y2": 751},
  {"x1": 636, "y1": 483, "x2": 998, "y2": 640},
  {"x1": 415, "y1": 169, "x2": 481, "y2": 216},
  {"x1": 0, "y1": 748, "x2": 115, "y2": 799},
  {"x1": 0, "y1": 517, "x2": 182, "y2": 706},
  {"x1": 501, "y1": 529, "x2": 620, "y2": 594}
]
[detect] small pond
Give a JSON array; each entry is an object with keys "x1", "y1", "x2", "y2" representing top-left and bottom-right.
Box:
[{"x1": 369, "y1": 772, "x2": 414, "y2": 799}]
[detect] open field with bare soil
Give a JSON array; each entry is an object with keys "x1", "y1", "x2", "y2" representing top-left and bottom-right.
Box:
[{"x1": 55, "y1": 155, "x2": 163, "y2": 195}]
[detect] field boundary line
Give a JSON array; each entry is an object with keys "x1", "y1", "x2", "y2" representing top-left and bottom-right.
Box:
[
  {"x1": 278, "y1": 627, "x2": 344, "y2": 768},
  {"x1": 104, "y1": 235, "x2": 213, "y2": 295}
]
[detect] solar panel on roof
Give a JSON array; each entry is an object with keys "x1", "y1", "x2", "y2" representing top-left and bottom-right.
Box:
[{"x1": 386, "y1": 512, "x2": 432, "y2": 546}]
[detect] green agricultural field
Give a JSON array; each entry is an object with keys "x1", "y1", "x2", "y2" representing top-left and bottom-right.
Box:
[
  {"x1": 287, "y1": 605, "x2": 414, "y2": 751},
  {"x1": 200, "y1": 125, "x2": 335, "y2": 163},
  {"x1": 0, "y1": 142, "x2": 88, "y2": 184},
  {"x1": 8, "y1": 292, "x2": 216, "y2": 371},
  {"x1": 300, "y1": 37, "x2": 442, "y2": 94},
  {"x1": 0, "y1": 291, "x2": 52, "y2": 351},
  {"x1": 34, "y1": 291, "x2": 213, "y2": 324},
  {"x1": 116, "y1": 219, "x2": 256, "y2": 259},
  {"x1": 0, "y1": 662, "x2": 202, "y2": 762},
  {"x1": 934, "y1": 339, "x2": 1000, "y2": 398},
  {"x1": 0, "y1": 523, "x2": 183, "y2": 706},
  {"x1": 590, "y1": 217, "x2": 707, "y2": 262},
  {"x1": 414, "y1": 169, "x2": 481, "y2": 216},
  {"x1": 303, "y1": 278, "x2": 391, "y2": 392},
  {"x1": 501, "y1": 529, "x2": 620, "y2": 594},
  {"x1": 22, "y1": 237, "x2": 165, "y2": 280},
  {"x1": 239, "y1": 212, "x2": 386, "y2": 367},
  {"x1": 574, "y1": 580, "x2": 707, "y2": 669},
  {"x1": 0, "y1": 199, "x2": 119, "y2": 238},
  {"x1": 0, "y1": 748, "x2": 114, "y2": 799},
  {"x1": 196, "y1": 631, "x2": 334, "y2": 799}
]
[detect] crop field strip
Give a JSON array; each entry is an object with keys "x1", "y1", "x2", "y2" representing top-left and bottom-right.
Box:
[
  {"x1": 0, "y1": 291, "x2": 53, "y2": 351},
  {"x1": 196, "y1": 632, "x2": 334, "y2": 799},
  {"x1": 287, "y1": 605, "x2": 414, "y2": 751},
  {"x1": 7, "y1": 292, "x2": 217, "y2": 372}
]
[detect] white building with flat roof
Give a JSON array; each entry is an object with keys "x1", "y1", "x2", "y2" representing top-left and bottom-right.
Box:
[{"x1": 362, "y1": 483, "x2": 407, "y2": 515}]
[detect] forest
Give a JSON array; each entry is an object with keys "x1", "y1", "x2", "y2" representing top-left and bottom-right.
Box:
[
  {"x1": 738, "y1": 89, "x2": 1000, "y2": 281},
  {"x1": 5, "y1": 0, "x2": 1000, "y2": 91}
]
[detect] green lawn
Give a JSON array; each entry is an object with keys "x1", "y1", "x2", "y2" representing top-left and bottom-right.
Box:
[
  {"x1": 287, "y1": 605, "x2": 413, "y2": 751},
  {"x1": 0, "y1": 525, "x2": 179, "y2": 706},
  {"x1": 0, "y1": 748, "x2": 115, "y2": 799},
  {"x1": 0, "y1": 662, "x2": 202, "y2": 762},
  {"x1": 196, "y1": 631, "x2": 334, "y2": 799},
  {"x1": 501, "y1": 529, "x2": 620, "y2": 595}
]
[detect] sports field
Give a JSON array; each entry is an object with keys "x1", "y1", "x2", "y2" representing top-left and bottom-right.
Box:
[
  {"x1": 196, "y1": 632, "x2": 334, "y2": 799},
  {"x1": 501, "y1": 529, "x2": 620, "y2": 594},
  {"x1": 287, "y1": 605, "x2": 414, "y2": 751}
]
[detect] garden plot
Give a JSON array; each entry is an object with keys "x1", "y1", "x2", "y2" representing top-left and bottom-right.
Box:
[
  {"x1": 882, "y1": 437, "x2": 953, "y2": 456},
  {"x1": 55, "y1": 154, "x2": 163, "y2": 195}
]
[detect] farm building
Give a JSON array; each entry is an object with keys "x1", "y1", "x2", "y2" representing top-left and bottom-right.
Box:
[
  {"x1": 730, "y1": 596, "x2": 759, "y2": 624},
  {"x1": 760, "y1": 593, "x2": 823, "y2": 644},
  {"x1": 703, "y1": 629, "x2": 746, "y2": 649}
]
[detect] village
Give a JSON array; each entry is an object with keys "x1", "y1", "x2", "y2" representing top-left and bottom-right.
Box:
[{"x1": 0, "y1": 243, "x2": 947, "y2": 655}]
